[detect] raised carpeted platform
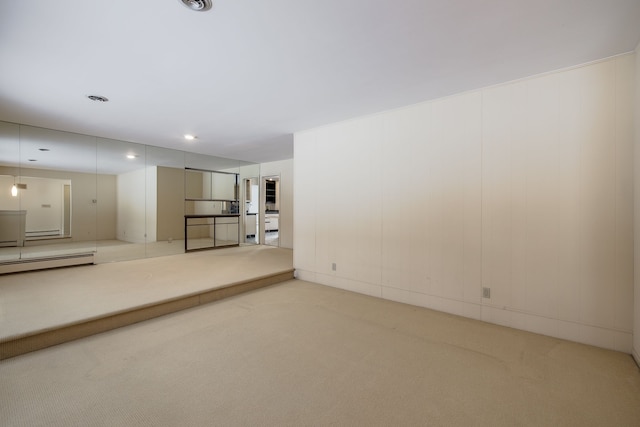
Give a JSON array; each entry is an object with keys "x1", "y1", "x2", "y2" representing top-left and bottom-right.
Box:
[{"x1": 0, "y1": 245, "x2": 293, "y2": 360}]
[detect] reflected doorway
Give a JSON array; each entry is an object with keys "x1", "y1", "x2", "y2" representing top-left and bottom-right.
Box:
[
  {"x1": 262, "y1": 176, "x2": 280, "y2": 247},
  {"x1": 243, "y1": 177, "x2": 259, "y2": 244}
]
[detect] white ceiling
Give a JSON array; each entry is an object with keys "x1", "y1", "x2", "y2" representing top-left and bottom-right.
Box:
[{"x1": 1, "y1": 0, "x2": 639, "y2": 163}]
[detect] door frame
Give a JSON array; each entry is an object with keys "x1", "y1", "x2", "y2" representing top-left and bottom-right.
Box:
[{"x1": 260, "y1": 175, "x2": 280, "y2": 247}]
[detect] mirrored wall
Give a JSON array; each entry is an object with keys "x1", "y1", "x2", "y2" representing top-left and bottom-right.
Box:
[{"x1": 0, "y1": 120, "x2": 259, "y2": 265}]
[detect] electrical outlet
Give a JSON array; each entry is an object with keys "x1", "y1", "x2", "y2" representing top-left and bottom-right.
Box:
[
  {"x1": 482, "y1": 287, "x2": 491, "y2": 299},
  {"x1": 331, "y1": 263, "x2": 337, "y2": 271}
]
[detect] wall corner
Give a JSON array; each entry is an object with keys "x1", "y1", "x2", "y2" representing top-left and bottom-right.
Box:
[{"x1": 633, "y1": 40, "x2": 640, "y2": 359}]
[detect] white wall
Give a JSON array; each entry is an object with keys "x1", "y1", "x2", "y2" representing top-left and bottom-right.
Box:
[
  {"x1": 261, "y1": 159, "x2": 293, "y2": 249},
  {"x1": 633, "y1": 42, "x2": 640, "y2": 364},
  {"x1": 294, "y1": 54, "x2": 635, "y2": 353}
]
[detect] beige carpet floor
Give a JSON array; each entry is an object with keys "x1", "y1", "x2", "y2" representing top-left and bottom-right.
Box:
[
  {"x1": 0, "y1": 245, "x2": 293, "y2": 341},
  {"x1": 1, "y1": 280, "x2": 639, "y2": 426}
]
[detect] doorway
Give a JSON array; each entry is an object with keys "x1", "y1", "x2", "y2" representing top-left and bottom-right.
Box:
[
  {"x1": 261, "y1": 176, "x2": 280, "y2": 247},
  {"x1": 243, "y1": 177, "x2": 259, "y2": 244}
]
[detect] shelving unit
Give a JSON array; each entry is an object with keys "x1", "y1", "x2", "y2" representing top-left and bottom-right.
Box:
[
  {"x1": 184, "y1": 214, "x2": 239, "y2": 252},
  {"x1": 184, "y1": 168, "x2": 240, "y2": 252}
]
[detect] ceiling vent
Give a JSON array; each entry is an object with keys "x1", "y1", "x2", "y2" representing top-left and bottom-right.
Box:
[
  {"x1": 87, "y1": 95, "x2": 109, "y2": 102},
  {"x1": 180, "y1": 0, "x2": 213, "y2": 11}
]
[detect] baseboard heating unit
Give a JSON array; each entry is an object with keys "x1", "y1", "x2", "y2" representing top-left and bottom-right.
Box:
[{"x1": 0, "y1": 253, "x2": 95, "y2": 275}]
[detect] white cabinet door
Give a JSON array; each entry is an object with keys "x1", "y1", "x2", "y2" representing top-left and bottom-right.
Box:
[
  {"x1": 265, "y1": 215, "x2": 279, "y2": 231},
  {"x1": 245, "y1": 214, "x2": 257, "y2": 236}
]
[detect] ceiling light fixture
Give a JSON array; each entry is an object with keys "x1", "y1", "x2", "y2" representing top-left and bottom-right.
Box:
[
  {"x1": 87, "y1": 95, "x2": 109, "y2": 102},
  {"x1": 39, "y1": 148, "x2": 50, "y2": 152},
  {"x1": 11, "y1": 179, "x2": 27, "y2": 197},
  {"x1": 126, "y1": 154, "x2": 138, "y2": 159},
  {"x1": 180, "y1": 0, "x2": 213, "y2": 11},
  {"x1": 184, "y1": 134, "x2": 196, "y2": 141}
]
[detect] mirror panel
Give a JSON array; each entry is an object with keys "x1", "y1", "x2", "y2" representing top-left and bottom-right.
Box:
[
  {"x1": 96, "y1": 138, "x2": 146, "y2": 263},
  {"x1": 0, "y1": 122, "x2": 21, "y2": 261},
  {"x1": 185, "y1": 169, "x2": 209, "y2": 200},
  {"x1": 0, "y1": 120, "x2": 259, "y2": 270},
  {"x1": 212, "y1": 172, "x2": 237, "y2": 201},
  {"x1": 146, "y1": 145, "x2": 185, "y2": 258},
  {"x1": 16, "y1": 125, "x2": 97, "y2": 260},
  {"x1": 239, "y1": 164, "x2": 261, "y2": 245}
]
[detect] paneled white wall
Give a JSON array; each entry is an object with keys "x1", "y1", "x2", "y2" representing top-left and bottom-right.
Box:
[{"x1": 294, "y1": 54, "x2": 635, "y2": 353}]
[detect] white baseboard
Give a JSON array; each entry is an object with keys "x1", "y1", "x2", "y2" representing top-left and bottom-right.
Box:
[{"x1": 294, "y1": 269, "x2": 633, "y2": 354}]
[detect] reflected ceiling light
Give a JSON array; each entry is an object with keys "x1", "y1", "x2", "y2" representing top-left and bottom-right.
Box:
[
  {"x1": 11, "y1": 184, "x2": 17, "y2": 197},
  {"x1": 87, "y1": 95, "x2": 109, "y2": 102},
  {"x1": 184, "y1": 134, "x2": 196, "y2": 141},
  {"x1": 126, "y1": 154, "x2": 138, "y2": 159},
  {"x1": 180, "y1": 0, "x2": 213, "y2": 11}
]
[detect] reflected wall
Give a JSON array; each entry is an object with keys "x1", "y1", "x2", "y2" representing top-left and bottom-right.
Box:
[{"x1": 0, "y1": 120, "x2": 257, "y2": 265}]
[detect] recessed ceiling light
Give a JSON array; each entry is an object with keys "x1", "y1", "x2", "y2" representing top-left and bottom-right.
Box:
[
  {"x1": 87, "y1": 95, "x2": 109, "y2": 102},
  {"x1": 28, "y1": 159, "x2": 37, "y2": 162},
  {"x1": 39, "y1": 148, "x2": 50, "y2": 152},
  {"x1": 180, "y1": 0, "x2": 212, "y2": 11},
  {"x1": 184, "y1": 134, "x2": 196, "y2": 141},
  {"x1": 126, "y1": 154, "x2": 138, "y2": 159}
]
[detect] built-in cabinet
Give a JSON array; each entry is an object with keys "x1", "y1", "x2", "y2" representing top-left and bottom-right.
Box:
[
  {"x1": 184, "y1": 168, "x2": 240, "y2": 251},
  {"x1": 265, "y1": 214, "x2": 279, "y2": 232},
  {"x1": 0, "y1": 210, "x2": 26, "y2": 247},
  {"x1": 245, "y1": 213, "x2": 257, "y2": 237}
]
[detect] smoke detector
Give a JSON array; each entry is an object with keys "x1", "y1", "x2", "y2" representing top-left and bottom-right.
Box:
[{"x1": 180, "y1": 0, "x2": 213, "y2": 11}]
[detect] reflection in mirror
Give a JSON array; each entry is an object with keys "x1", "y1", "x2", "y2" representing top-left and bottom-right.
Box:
[
  {"x1": 0, "y1": 123, "x2": 98, "y2": 261},
  {"x1": 0, "y1": 176, "x2": 72, "y2": 238},
  {"x1": 238, "y1": 163, "x2": 261, "y2": 246},
  {"x1": 184, "y1": 168, "x2": 240, "y2": 252},
  {"x1": 243, "y1": 177, "x2": 260, "y2": 244},
  {"x1": 212, "y1": 172, "x2": 238, "y2": 201},
  {"x1": 145, "y1": 145, "x2": 185, "y2": 259},
  {"x1": 96, "y1": 138, "x2": 147, "y2": 263},
  {"x1": 263, "y1": 176, "x2": 280, "y2": 247},
  {"x1": 0, "y1": 121, "x2": 21, "y2": 262},
  {"x1": 0, "y1": 120, "x2": 259, "y2": 271},
  {"x1": 185, "y1": 169, "x2": 209, "y2": 200}
]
